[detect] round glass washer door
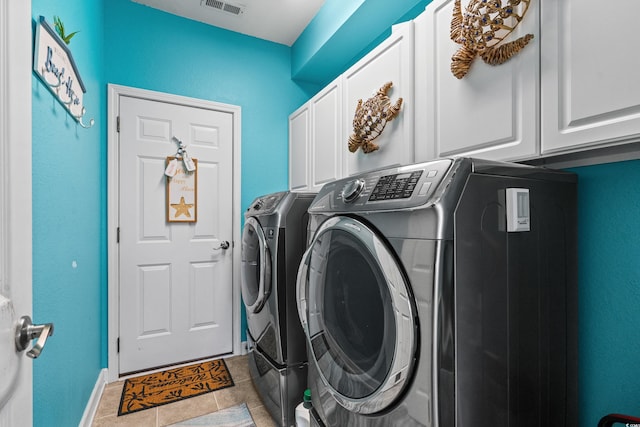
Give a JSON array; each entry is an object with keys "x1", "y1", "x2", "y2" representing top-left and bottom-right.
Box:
[
  {"x1": 297, "y1": 216, "x2": 417, "y2": 414},
  {"x1": 241, "y1": 217, "x2": 271, "y2": 313}
]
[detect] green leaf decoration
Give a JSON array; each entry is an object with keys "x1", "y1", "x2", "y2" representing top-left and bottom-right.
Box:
[
  {"x1": 62, "y1": 31, "x2": 79, "y2": 44},
  {"x1": 53, "y1": 15, "x2": 80, "y2": 45}
]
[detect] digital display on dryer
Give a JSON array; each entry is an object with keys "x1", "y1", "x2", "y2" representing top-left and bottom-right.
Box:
[{"x1": 369, "y1": 171, "x2": 423, "y2": 201}]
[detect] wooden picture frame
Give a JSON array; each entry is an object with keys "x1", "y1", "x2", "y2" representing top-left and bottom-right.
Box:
[{"x1": 166, "y1": 156, "x2": 197, "y2": 222}]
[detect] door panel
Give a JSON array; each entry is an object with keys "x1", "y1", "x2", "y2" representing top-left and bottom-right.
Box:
[
  {"x1": 240, "y1": 217, "x2": 271, "y2": 313},
  {"x1": 541, "y1": 0, "x2": 640, "y2": 153},
  {"x1": 343, "y1": 22, "x2": 414, "y2": 176},
  {"x1": 140, "y1": 157, "x2": 169, "y2": 239},
  {"x1": 119, "y1": 96, "x2": 234, "y2": 374},
  {"x1": 297, "y1": 216, "x2": 416, "y2": 414},
  {"x1": 416, "y1": 0, "x2": 538, "y2": 162},
  {"x1": 139, "y1": 265, "x2": 171, "y2": 336},
  {"x1": 289, "y1": 106, "x2": 310, "y2": 191}
]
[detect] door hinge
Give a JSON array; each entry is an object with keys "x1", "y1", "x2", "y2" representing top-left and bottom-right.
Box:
[
  {"x1": 117, "y1": 337, "x2": 120, "y2": 353},
  {"x1": 116, "y1": 116, "x2": 120, "y2": 132},
  {"x1": 116, "y1": 227, "x2": 120, "y2": 243}
]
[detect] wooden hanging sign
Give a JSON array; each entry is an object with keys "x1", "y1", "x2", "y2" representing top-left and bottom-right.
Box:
[
  {"x1": 166, "y1": 156, "x2": 198, "y2": 223},
  {"x1": 33, "y1": 16, "x2": 94, "y2": 128}
]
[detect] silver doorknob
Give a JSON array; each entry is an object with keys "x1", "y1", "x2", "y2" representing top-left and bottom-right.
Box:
[
  {"x1": 15, "y1": 315, "x2": 54, "y2": 359},
  {"x1": 212, "y1": 240, "x2": 230, "y2": 250}
]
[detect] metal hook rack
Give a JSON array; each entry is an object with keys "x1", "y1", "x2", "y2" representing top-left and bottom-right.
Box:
[
  {"x1": 172, "y1": 136, "x2": 187, "y2": 158},
  {"x1": 168, "y1": 137, "x2": 196, "y2": 173}
]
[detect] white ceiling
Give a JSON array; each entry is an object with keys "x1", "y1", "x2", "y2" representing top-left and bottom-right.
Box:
[{"x1": 132, "y1": 0, "x2": 326, "y2": 46}]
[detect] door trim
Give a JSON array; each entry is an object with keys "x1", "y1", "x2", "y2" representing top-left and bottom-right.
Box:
[
  {"x1": 0, "y1": 0, "x2": 33, "y2": 420},
  {"x1": 107, "y1": 84, "x2": 242, "y2": 382}
]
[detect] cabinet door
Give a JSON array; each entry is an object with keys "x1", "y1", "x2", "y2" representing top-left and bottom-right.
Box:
[
  {"x1": 415, "y1": 0, "x2": 539, "y2": 162},
  {"x1": 343, "y1": 21, "x2": 415, "y2": 176},
  {"x1": 289, "y1": 104, "x2": 310, "y2": 191},
  {"x1": 541, "y1": 0, "x2": 640, "y2": 154},
  {"x1": 310, "y1": 78, "x2": 343, "y2": 192}
]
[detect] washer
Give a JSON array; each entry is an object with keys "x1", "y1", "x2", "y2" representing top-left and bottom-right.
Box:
[
  {"x1": 297, "y1": 158, "x2": 578, "y2": 427},
  {"x1": 241, "y1": 191, "x2": 316, "y2": 427}
]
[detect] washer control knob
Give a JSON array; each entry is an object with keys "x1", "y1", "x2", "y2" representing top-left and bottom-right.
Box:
[{"x1": 342, "y1": 179, "x2": 365, "y2": 203}]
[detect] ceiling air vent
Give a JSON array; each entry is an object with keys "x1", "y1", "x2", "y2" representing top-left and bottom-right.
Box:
[
  {"x1": 223, "y1": 3, "x2": 242, "y2": 15},
  {"x1": 204, "y1": 0, "x2": 224, "y2": 9},
  {"x1": 201, "y1": 0, "x2": 244, "y2": 15}
]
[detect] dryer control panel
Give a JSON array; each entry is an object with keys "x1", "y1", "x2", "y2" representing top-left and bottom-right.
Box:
[
  {"x1": 369, "y1": 170, "x2": 424, "y2": 201},
  {"x1": 245, "y1": 191, "x2": 287, "y2": 217},
  {"x1": 310, "y1": 159, "x2": 455, "y2": 213}
]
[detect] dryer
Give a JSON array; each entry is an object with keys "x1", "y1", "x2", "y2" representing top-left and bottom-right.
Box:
[
  {"x1": 241, "y1": 191, "x2": 315, "y2": 427},
  {"x1": 297, "y1": 158, "x2": 578, "y2": 427}
]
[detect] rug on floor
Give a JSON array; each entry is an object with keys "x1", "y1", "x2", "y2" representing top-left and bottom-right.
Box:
[
  {"x1": 118, "y1": 359, "x2": 234, "y2": 416},
  {"x1": 167, "y1": 403, "x2": 256, "y2": 427}
]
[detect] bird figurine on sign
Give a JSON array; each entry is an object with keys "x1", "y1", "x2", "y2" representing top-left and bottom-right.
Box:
[
  {"x1": 450, "y1": 0, "x2": 533, "y2": 79},
  {"x1": 348, "y1": 82, "x2": 403, "y2": 154}
]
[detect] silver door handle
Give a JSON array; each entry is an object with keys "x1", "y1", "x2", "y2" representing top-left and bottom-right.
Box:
[
  {"x1": 15, "y1": 315, "x2": 54, "y2": 359},
  {"x1": 212, "y1": 240, "x2": 230, "y2": 250}
]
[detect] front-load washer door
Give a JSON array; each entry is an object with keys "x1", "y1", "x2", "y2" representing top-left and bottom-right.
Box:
[
  {"x1": 297, "y1": 216, "x2": 417, "y2": 415},
  {"x1": 241, "y1": 217, "x2": 272, "y2": 313}
]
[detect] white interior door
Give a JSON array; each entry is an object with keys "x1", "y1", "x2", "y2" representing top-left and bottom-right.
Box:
[
  {"x1": 118, "y1": 95, "x2": 235, "y2": 374},
  {"x1": 0, "y1": 0, "x2": 33, "y2": 423}
]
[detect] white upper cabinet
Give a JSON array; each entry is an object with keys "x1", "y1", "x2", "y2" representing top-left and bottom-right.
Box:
[
  {"x1": 415, "y1": 0, "x2": 539, "y2": 162},
  {"x1": 540, "y1": 0, "x2": 640, "y2": 154},
  {"x1": 291, "y1": 0, "x2": 640, "y2": 191},
  {"x1": 289, "y1": 104, "x2": 310, "y2": 191},
  {"x1": 342, "y1": 21, "x2": 415, "y2": 176},
  {"x1": 310, "y1": 78, "x2": 343, "y2": 192},
  {"x1": 289, "y1": 77, "x2": 343, "y2": 192}
]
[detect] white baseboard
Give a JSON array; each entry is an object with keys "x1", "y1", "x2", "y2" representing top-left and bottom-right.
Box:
[{"x1": 78, "y1": 368, "x2": 108, "y2": 427}]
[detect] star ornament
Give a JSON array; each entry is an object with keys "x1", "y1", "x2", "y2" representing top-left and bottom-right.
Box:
[{"x1": 171, "y1": 196, "x2": 194, "y2": 219}]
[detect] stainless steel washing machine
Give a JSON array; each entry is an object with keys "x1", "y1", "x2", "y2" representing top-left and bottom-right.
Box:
[
  {"x1": 296, "y1": 158, "x2": 578, "y2": 427},
  {"x1": 241, "y1": 191, "x2": 315, "y2": 427}
]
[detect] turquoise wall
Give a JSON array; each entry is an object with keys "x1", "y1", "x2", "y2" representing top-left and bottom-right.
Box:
[
  {"x1": 31, "y1": 1, "x2": 105, "y2": 426},
  {"x1": 103, "y1": 0, "x2": 318, "y2": 212},
  {"x1": 292, "y1": 0, "x2": 431, "y2": 86},
  {"x1": 571, "y1": 160, "x2": 640, "y2": 426},
  {"x1": 102, "y1": 0, "x2": 319, "y2": 359},
  {"x1": 28, "y1": 0, "x2": 640, "y2": 425}
]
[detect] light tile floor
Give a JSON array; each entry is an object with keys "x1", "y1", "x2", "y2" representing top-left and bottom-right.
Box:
[{"x1": 91, "y1": 355, "x2": 277, "y2": 427}]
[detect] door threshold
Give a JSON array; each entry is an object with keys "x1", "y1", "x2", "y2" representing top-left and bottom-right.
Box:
[{"x1": 118, "y1": 352, "x2": 234, "y2": 380}]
